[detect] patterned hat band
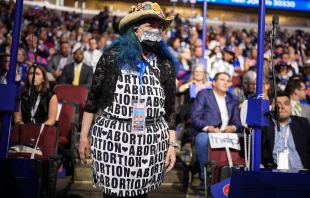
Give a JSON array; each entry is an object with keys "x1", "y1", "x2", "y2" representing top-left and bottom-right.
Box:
[{"x1": 134, "y1": 2, "x2": 165, "y2": 19}]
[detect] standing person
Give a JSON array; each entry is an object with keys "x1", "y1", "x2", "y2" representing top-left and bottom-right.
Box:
[
  {"x1": 83, "y1": 37, "x2": 102, "y2": 72},
  {"x1": 79, "y1": 2, "x2": 177, "y2": 198}
]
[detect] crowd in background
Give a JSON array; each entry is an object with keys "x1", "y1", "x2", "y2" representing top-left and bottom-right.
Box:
[{"x1": 0, "y1": 0, "x2": 310, "y2": 127}]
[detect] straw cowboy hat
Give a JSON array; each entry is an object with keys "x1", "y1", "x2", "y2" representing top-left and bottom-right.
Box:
[{"x1": 119, "y1": 1, "x2": 174, "y2": 34}]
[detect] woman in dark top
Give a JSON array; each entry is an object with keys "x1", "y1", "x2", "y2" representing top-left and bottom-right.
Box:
[{"x1": 14, "y1": 65, "x2": 58, "y2": 125}]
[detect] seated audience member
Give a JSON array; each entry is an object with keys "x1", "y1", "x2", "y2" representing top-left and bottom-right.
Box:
[
  {"x1": 14, "y1": 65, "x2": 58, "y2": 125},
  {"x1": 0, "y1": 53, "x2": 21, "y2": 84},
  {"x1": 25, "y1": 35, "x2": 49, "y2": 67},
  {"x1": 176, "y1": 63, "x2": 211, "y2": 125},
  {"x1": 261, "y1": 91, "x2": 310, "y2": 170},
  {"x1": 209, "y1": 45, "x2": 235, "y2": 79},
  {"x1": 232, "y1": 70, "x2": 256, "y2": 108},
  {"x1": 46, "y1": 41, "x2": 74, "y2": 81},
  {"x1": 178, "y1": 47, "x2": 192, "y2": 72},
  {"x1": 17, "y1": 48, "x2": 28, "y2": 85},
  {"x1": 190, "y1": 72, "x2": 242, "y2": 189},
  {"x1": 83, "y1": 37, "x2": 102, "y2": 72},
  {"x1": 59, "y1": 48, "x2": 93, "y2": 89},
  {"x1": 285, "y1": 80, "x2": 310, "y2": 121},
  {"x1": 275, "y1": 62, "x2": 293, "y2": 91},
  {"x1": 244, "y1": 48, "x2": 257, "y2": 71}
]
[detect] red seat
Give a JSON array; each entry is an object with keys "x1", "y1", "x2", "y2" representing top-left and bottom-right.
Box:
[
  {"x1": 54, "y1": 85, "x2": 87, "y2": 122},
  {"x1": 57, "y1": 102, "x2": 76, "y2": 145},
  {"x1": 9, "y1": 124, "x2": 59, "y2": 159},
  {"x1": 206, "y1": 136, "x2": 245, "y2": 184},
  {"x1": 231, "y1": 76, "x2": 241, "y2": 88},
  {"x1": 9, "y1": 124, "x2": 61, "y2": 198}
]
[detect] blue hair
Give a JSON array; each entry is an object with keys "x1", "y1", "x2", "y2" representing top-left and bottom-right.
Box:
[
  {"x1": 108, "y1": 26, "x2": 179, "y2": 71},
  {"x1": 109, "y1": 27, "x2": 142, "y2": 70},
  {"x1": 157, "y1": 41, "x2": 180, "y2": 71}
]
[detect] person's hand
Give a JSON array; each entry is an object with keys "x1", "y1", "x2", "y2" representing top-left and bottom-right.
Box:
[
  {"x1": 223, "y1": 125, "x2": 235, "y2": 133},
  {"x1": 208, "y1": 126, "x2": 220, "y2": 133},
  {"x1": 79, "y1": 135, "x2": 90, "y2": 164},
  {"x1": 165, "y1": 146, "x2": 176, "y2": 173},
  {"x1": 26, "y1": 60, "x2": 35, "y2": 67},
  {"x1": 204, "y1": 81, "x2": 212, "y2": 87},
  {"x1": 53, "y1": 71, "x2": 62, "y2": 78}
]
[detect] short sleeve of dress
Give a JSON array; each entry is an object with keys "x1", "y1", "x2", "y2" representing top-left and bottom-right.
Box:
[{"x1": 84, "y1": 52, "x2": 108, "y2": 114}]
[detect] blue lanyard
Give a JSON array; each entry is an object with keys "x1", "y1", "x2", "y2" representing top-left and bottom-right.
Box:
[{"x1": 139, "y1": 54, "x2": 153, "y2": 93}]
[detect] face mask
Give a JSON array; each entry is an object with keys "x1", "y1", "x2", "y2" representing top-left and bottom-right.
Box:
[
  {"x1": 137, "y1": 28, "x2": 162, "y2": 42},
  {"x1": 141, "y1": 40, "x2": 161, "y2": 53},
  {"x1": 137, "y1": 28, "x2": 162, "y2": 53}
]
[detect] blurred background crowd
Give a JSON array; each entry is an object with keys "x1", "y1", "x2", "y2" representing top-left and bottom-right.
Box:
[{"x1": 0, "y1": 0, "x2": 310, "y2": 127}]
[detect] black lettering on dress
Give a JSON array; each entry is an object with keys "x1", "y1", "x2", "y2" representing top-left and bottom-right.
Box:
[
  {"x1": 135, "y1": 180, "x2": 141, "y2": 189},
  {"x1": 106, "y1": 130, "x2": 113, "y2": 140},
  {"x1": 92, "y1": 126, "x2": 97, "y2": 136},
  {"x1": 128, "y1": 157, "x2": 135, "y2": 167},
  {"x1": 137, "y1": 169, "x2": 142, "y2": 178},
  {"x1": 93, "y1": 148, "x2": 97, "y2": 159},
  {"x1": 95, "y1": 161, "x2": 99, "y2": 171},
  {"x1": 153, "y1": 97, "x2": 159, "y2": 107},
  {"x1": 132, "y1": 85, "x2": 138, "y2": 95},
  {"x1": 147, "y1": 86, "x2": 153, "y2": 95},
  {"x1": 100, "y1": 162, "x2": 105, "y2": 174},
  {"x1": 121, "y1": 106, "x2": 127, "y2": 116},
  {"x1": 112, "y1": 177, "x2": 118, "y2": 188},
  {"x1": 105, "y1": 176, "x2": 110, "y2": 187},
  {"x1": 130, "y1": 134, "x2": 136, "y2": 144},
  {"x1": 114, "y1": 131, "x2": 121, "y2": 142},
  {"x1": 129, "y1": 145, "x2": 135, "y2": 155},
  {"x1": 125, "y1": 75, "x2": 131, "y2": 84},
  {"x1": 110, "y1": 153, "x2": 116, "y2": 164},
  {"x1": 147, "y1": 134, "x2": 152, "y2": 144},
  {"x1": 97, "y1": 150, "x2": 102, "y2": 161},
  {"x1": 146, "y1": 97, "x2": 152, "y2": 107},
  {"x1": 110, "y1": 120, "x2": 117, "y2": 130},
  {"x1": 118, "y1": 75, "x2": 123, "y2": 82},
  {"x1": 136, "y1": 156, "x2": 142, "y2": 167},
  {"x1": 120, "y1": 178, "x2": 126, "y2": 189},
  {"x1": 144, "y1": 168, "x2": 149, "y2": 177},
  {"x1": 124, "y1": 84, "x2": 131, "y2": 94},
  {"x1": 115, "y1": 104, "x2": 121, "y2": 114},
  {"x1": 122, "y1": 132, "x2": 128, "y2": 143},
  {"x1": 124, "y1": 94, "x2": 130, "y2": 105},
  {"x1": 150, "y1": 145, "x2": 156, "y2": 154},
  {"x1": 149, "y1": 76, "x2": 155, "y2": 86},
  {"x1": 142, "y1": 76, "x2": 148, "y2": 84},
  {"x1": 137, "y1": 146, "x2": 142, "y2": 155},
  {"x1": 103, "y1": 152, "x2": 109, "y2": 162}
]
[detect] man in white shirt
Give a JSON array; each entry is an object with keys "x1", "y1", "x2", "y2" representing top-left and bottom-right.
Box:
[
  {"x1": 83, "y1": 37, "x2": 102, "y2": 72},
  {"x1": 190, "y1": 72, "x2": 242, "y2": 190},
  {"x1": 285, "y1": 80, "x2": 310, "y2": 121}
]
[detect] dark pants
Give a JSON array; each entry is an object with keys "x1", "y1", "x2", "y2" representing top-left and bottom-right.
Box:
[{"x1": 103, "y1": 193, "x2": 148, "y2": 198}]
